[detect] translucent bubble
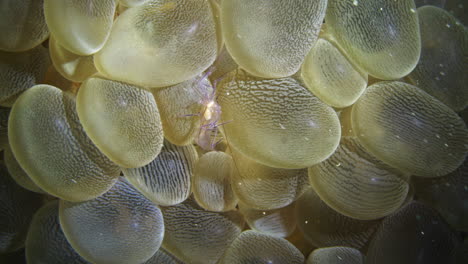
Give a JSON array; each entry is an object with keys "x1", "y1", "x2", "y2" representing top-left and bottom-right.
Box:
[
  {"x1": 60, "y1": 178, "x2": 165, "y2": 264},
  {"x1": 94, "y1": 0, "x2": 218, "y2": 88},
  {"x1": 306, "y1": 246, "x2": 364, "y2": 264},
  {"x1": 162, "y1": 198, "x2": 244, "y2": 264},
  {"x1": 309, "y1": 136, "x2": 409, "y2": 220},
  {"x1": 123, "y1": 140, "x2": 198, "y2": 206},
  {"x1": 9, "y1": 85, "x2": 120, "y2": 202},
  {"x1": 77, "y1": 76, "x2": 164, "y2": 168},
  {"x1": 218, "y1": 69, "x2": 341, "y2": 169},
  {"x1": 219, "y1": 230, "x2": 304, "y2": 264},
  {"x1": 221, "y1": 0, "x2": 327, "y2": 78},
  {"x1": 4, "y1": 146, "x2": 43, "y2": 193},
  {"x1": 193, "y1": 151, "x2": 238, "y2": 212},
  {"x1": 352, "y1": 81, "x2": 468, "y2": 177},
  {"x1": 326, "y1": 0, "x2": 421, "y2": 80},
  {"x1": 301, "y1": 38, "x2": 368, "y2": 108},
  {"x1": 44, "y1": 0, "x2": 116, "y2": 55}
]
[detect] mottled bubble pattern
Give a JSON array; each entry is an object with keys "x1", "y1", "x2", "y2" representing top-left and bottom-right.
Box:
[
  {"x1": 60, "y1": 178, "x2": 165, "y2": 264},
  {"x1": 408, "y1": 6, "x2": 468, "y2": 111},
  {"x1": 231, "y1": 150, "x2": 309, "y2": 210},
  {"x1": 326, "y1": 0, "x2": 421, "y2": 80},
  {"x1": 9, "y1": 85, "x2": 120, "y2": 202},
  {"x1": 295, "y1": 188, "x2": 380, "y2": 250},
  {"x1": 144, "y1": 248, "x2": 184, "y2": 264},
  {"x1": 367, "y1": 202, "x2": 461, "y2": 264},
  {"x1": 95, "y1": 0, "x2": 217, "y2": 88},
  {"x1": 352, "y1": 81, "x2": 468, "y2": 177},
  {"x1": 0, "y1": 46, "x2": 51, "y2": 107},
  {"x1": 309, "y1": 137, "x2": 409, "y2": 220},
  {"x1": 77, "y1": 76, "x2": 164, "y2": 168},
  {"x1": 239, "y1": 202, "x2": 296, "y2": 238},
  {"x1": 162, "y1": 198, "x2": 244, "y2": 264},
  {"x1": 25, "y1": 201, "x2": 89, "y2": 264},
  {"x1": 120, "y1": 0, "x2": 150, "y2": 7},
  {"x1": 219, "y1": 230, "x2": 304, "y2": 264},
  {"x1": 218, "y1": 69, "x2": 341, "y2": 169},
  {"x1": 49, "y1": 36, "x2": 97, "y2": 82},
  {"x1": 0, "y1": 164, "x2": 43, "y2": 253},
  {"x1": 44, "y1": 0, "x2": 116, "y2": 55},
  {"x1": 123, "y1": 140, "x2": 198, "y2": 206},
  {"x1": 193, "y1": 151, "x2": 237, "y2": 212},
  {"x1": 0, "y1": 0, "x2": 49, "y2": 52},
  {"x1": 221, "y1": 0, "x2": 327, "y2": 78},
  {"x1": 306, "y1": 247, "x2": 364, "y2": 264},
  {"x1": 302, "y1": 38, "x2": 368, "y2": 108}
]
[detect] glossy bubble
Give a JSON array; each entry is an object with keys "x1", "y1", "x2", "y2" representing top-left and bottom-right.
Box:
[
  {"x1": 162, "y1": 198, "x2": 244, "y2": 264},
  {"x1": 0, "y1": 0, "x2": 49, "y2": 52},
  {"x1": 49, "y1": 36, "x2": 97, "y2": 82},
  {"x1": 0, "y1": 164, "x2": 43, "y2": 253},
  {"x1": 239, "y1": 202, "x2": 296, "y2": 238},
  {"x1": 221, "y1": 0, "x2": 327, "y2": 78},
  {"x1": 60, "y1": 178, "x2": 165, "y2": 264},
  {"x1": 367, "y1": 202, "x2": 461, "y2": 264},
  {"x1": 301, "y1": 38, "x2": 368, "y2": 108},
  {"x1": 77, "y1": 76, "x2": 164, "y2": 168},
  {"x1": 144, "y1": 248, "x2": 184, "y2": 264},
  {"x1": 123, "y1": 140, "x2": 198, "y2": 206},
  {"x1": 25, "y1": 201, "x2": 89, "y2": 264},
  {"x1": 0, "y1": 46, "x2": 51, "y2": 107},
  {"x1": 230, "y1": 149, "x2": 309, "y2": 210},
  {"x1": 95, "y1": 0, "x2": 217, "y2": 88},
  {"x1": 219, "y1": 230, "x2": 304, "y2": 264},
  {"x1": 309, "y1": 136, "x2": 409, "y2": 220},
  {"x1": 352, "y1": 81, "x2": 468, "y2": 177},
  {"x1": 119, "y1": 0, "x2": 150, "y2": 7},
  {"x1": 306, "y1": 247, "x2": 364, "y2": 264},
  {"x1": 218, "y1": 69, "x2": 341, "y2": 169},
  {"x1": 4, "y1": 147, "x2": 43, "y2": 193},
  {"x1": 325, "y1": 0, "x2": 421, "y2": 80},
  {"x1": 193, "y1": 151, "x2": 237, "y2": 212},
  {"x1": 408, "y1": 6, "x2": 468, "y2": 111},
  {"x1": 295, "y1": 188, "x2": 380, "y2": 250},
  {"x1": 44, "y1": 0, "x2": 116, "y2": 55},
  {"x1": 152, "y1": 74, "x2": 212, "y2": 146},
  {"x1": 9, "y1": 85, "x2": 120, "y2": 202}
]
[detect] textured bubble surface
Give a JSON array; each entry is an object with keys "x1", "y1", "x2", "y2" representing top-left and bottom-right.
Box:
[
  {"x1": 221, "y1": 0, "x2": 327, "y2": 78},
  {"x1": 162, "y1": 198, "x2": 244, "y2": 264},
  {"x1": 95, "y1": 0, "x2": 218, "y2": 88},
  {"x1": 352, "y1": 81, "x2": 468, "y2": 177},
  {"x1": 231, "y1": 150, "x2": 308, "y2": 210},
  {"x1": 44, "y1": 0, "x2": 116, "y2": 55},
  {"x1": 77, "y1": 76, "x2": 164, "y2": 168},
  {"x1": 9, "y1": 85, "x2": 120, "y2": 201},
  {"x1": 25, "y1": 201, "x2": 89, "y2": 264},
  {"x1": 309, "y1": 137, "x2": 409, "y2": 220},
  {"x1": 295, "y1": 188, "x2": 380, "y2": 250},
  {"x1": 123, "y1": 140, "x2": 197, "y2": 206},
  {"x1": 193, "y1": 151, "x2": 237, "y2": 212},
  {"x1": 4, "y1": 147, "x2": 43, "y2": 193},
  {"x1": 0, "y1": 46, "x2": 51, "y2": 107},
  {"x1": 0, "y1": 0, "x2": 49, "y2": 52},
  {"x1": 60, "y1": 178, "x2": 165, "y2": 264},
  {"x1": 326, "y1": 0, "x2": 421, "y2": 80},
  {"x1": 219, "y1": 230, "x2": 304, "y2": 264},
  {"x1": 218, "y1": 69, "x2": 341, "y2": 169},
  {"x1": 302, "y1": 38, "x2": 368, "y2": 108},
  {"x1": 408, "y1": 6, "x2": 468, "y2": 111}
]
